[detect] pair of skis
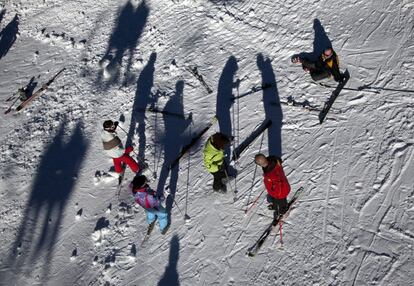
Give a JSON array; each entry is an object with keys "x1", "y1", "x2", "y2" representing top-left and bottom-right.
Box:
[
  {"x1": 4, "y1": 68, "x2": 65, "y2": 114},
  {"x1": 247, "y1": 187, "x2": 304, "y2": 257}
]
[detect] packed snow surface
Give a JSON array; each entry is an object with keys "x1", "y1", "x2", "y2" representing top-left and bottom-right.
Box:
[{"x1": 0, "y1": 0, "x2": 413, "y2": 285}]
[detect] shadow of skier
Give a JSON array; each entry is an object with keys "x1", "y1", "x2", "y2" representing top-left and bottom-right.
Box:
[
  {"x1": 0, "y1": 14, "x2": 19, "y2": 60},
  {"x1": 294, "y1": 18, "x2": 333, "y2": 61},
  {"x1": 126, "y1": 52, "x2": 157, "y2": 161},
  {"x1": 97, "y1": 0, "x2": 149, "y2": 88},
  {"x1": 0, "y1": 9, "x2": 6, "y2": 25},
  {"x1": 157, "y1": 234, "x2": 180, "y2": 286},
  {"x1": 216, "y1": 56, "x2": 238, "y2": 171},
  {"x1": 257, "y1": 53, "x2": 283, "y2": 157},
  {"x1": 157, "y1": 81, "x2": 192, "y2": 224},
  {"x1": 2, "y1": 121, "x2": 89, "y2": 284}
]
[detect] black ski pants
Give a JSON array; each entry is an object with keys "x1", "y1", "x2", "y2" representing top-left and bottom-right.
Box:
[
  {"x1": 267, "y1": 194, "x2": 288, "y2": 224},
  {"x1": 212, "y1": 167, "x2": 227, "y2": 192}
]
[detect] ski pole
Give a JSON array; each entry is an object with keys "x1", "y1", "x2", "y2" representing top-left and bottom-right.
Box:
[
  {"x1": 224, "y1": 166, "x2": 236, "y2": 194},
  {"x1": 5, "y1": 90, "x2": 20, "y2": 102},
  {"x1": 173, "y1": 198, "x2": 185, "y2": 217},
  {"x1": 164, "y1": 186, "x2": 190, "y2": 220},
  {"x1": 279, "y1": 221, "x2": 284, "y2": 248},
  {"x1": 244, "y1": 189, "x2": 265, "y2": 214},
  {"x1": 117, "y1": 125, "x2": 156, "y2": 178}
]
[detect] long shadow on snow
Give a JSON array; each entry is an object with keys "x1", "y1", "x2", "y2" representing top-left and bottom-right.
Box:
[
  {"x1": 257, "y1": 53, "x2": 283, "y2": 157},
  {"x1": 126, "y1": 52, "x2": 157, "y2": 160},
  {"x1": 2, "y1": 121, "x2": 89, "y2": 284},
  {"x1": 297, "y1": 18, "x2": 333, "y2": 61},
  {"x1": 157, "y1": 234, "x2": 180, "y2": 286},
  {"x1": 22, "y1": 76, "x2": 38, "y2": 97},
  {"x1": 156, "y1": 81, "x2": 192, "y2": 223},
  {"x1": 96, "y1": 0, "x2": 149, "y2": 88},
  {"x1": 216, "y1": 56, "x2": 238, "y2": 169},
  {"x1": 0, "y1": 9, "x2": 6, "y2": 25},
  {"x1": 0, "y1": 14, "x2": 19, "y2": 61}
]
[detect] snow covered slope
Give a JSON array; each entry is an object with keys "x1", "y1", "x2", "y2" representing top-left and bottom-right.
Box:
[{"x1": 0, "y1": 0, "x2": 413, "y2": 285}]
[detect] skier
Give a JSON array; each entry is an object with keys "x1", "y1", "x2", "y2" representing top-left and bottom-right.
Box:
[
  {"x1": 101, "y1": 120, "x2": 139, "y2": 176},
  {"x1": 291, "y1": 47, "x2": 346, "y2": 83},
  {"x1": 254, "y1": 153, "x2": 291, "y2": 225},
  {"x1": 203, "y1": 132, "x2": 231, "y2": 192},
  {"x1": 130, "y1": 175, "x2": 169, "y2": 234}
]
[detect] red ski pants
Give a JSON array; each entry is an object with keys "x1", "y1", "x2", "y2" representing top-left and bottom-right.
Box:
[{"x1": 113, "y1": 154, "x2": 139, "y2": 173}]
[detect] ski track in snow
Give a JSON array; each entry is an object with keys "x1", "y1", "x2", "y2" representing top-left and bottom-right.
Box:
[{"x1": 0, "y1": 0, "x2": 413, "y2": 285}]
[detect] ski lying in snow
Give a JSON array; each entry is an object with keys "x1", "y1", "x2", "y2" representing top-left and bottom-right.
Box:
[
  {"x1": 186, "y1": 66, "x2": 213, "y2": 94},
  {"x1": 318, "y1": 70, "x2": 350, "y2": 124},
  {"x1": 136, "y1": 106, "x2": 192, "y2": 120},
  {"x1": 11, "y1": 68, "x2": 65, "y2": 113},
  {"x1": 247, "y1": 187, "x2": 304, "y2": 257},
  {"x1": 232, "y1": 119, "x2": 272, "y2": 161},
  {"x1": 170, "y1": 116, "x2": 218, "y2": 169},
  {"x1": 231, "y1": 83, "x2": 275, "y2": 101}
]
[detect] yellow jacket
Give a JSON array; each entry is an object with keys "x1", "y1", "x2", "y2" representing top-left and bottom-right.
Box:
[{"x1": 203, "y1": 138, "x2": 224, "y2": 173}]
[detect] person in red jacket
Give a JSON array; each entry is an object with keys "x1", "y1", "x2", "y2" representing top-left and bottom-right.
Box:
[{"x1": 254, "y1": 153, "x2": 291, "y2": 225}]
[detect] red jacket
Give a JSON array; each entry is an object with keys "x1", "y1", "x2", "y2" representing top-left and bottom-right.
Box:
[{"x1": 262, "y1": 156, "x2": 291, "y2": 199}]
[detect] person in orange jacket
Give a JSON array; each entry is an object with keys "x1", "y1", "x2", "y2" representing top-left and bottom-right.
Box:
[{"x1": 255, "y1": 153, "x2": 291, "y2": 225}]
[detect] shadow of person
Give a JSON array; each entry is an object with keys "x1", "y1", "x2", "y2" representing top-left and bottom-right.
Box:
[
  {"x1": 126, "y1": 52, "x2": 157, "y2": 161},
  {"x1": 97, "y1": 0, "x2": 149, "y2": 88},
  {"x1": 0, "y1": 14, "x2": 19, "y2": 60},
  {"x1": 293, "y1": 18, "x2": 333, "y2": 62},
  {"x1": 157, "y1": 234, "x2": 180, "y2": 286},
  {"x1": 0, "y1": 9, "x2": 6, "y2": 25},
  {"x1": 24, "y1": 76, "x2": 38, "y2": 97},
  {"x1": 216, "y1": 56, "x2": 238, "y2": 173},
  {"x1": 2, "y1": 121, "x2": 89, "y2": 284},
  {"x1": 313, "y1": 19, "x2": 333, "y2": 58},
  {"x1": 257, "y1": 53, "x2": 283, "y2": 157},
  {"x1": 157, "y1": 81, "x2": 192, "y2": 224}
]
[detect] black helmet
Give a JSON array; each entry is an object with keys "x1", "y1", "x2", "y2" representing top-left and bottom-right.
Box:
[
  {"x1": 103, "y1": 120, "x2": 118, "y2": 131},
  {"x1": 132, "y1": 175, "x2": 147, "y2": 190}
]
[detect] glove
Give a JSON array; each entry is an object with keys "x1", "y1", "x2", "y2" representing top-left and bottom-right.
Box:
[
  {"x1": 291, "y1": 56, "x2": 301, "y2": 64},
  {"x1": 125, "y1": 146, "x2": 134, "y2": 154}
]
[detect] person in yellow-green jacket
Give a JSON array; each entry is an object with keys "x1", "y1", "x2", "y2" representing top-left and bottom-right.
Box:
[{"x1": 203, "y1": 132, "x2": 231, "y2": 192}]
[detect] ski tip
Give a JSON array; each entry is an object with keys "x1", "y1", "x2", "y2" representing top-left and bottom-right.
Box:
[
  {"x1": 184, "y1": 214, "x2": 191, "y2": 222},
  {"x1": 318, "y1": 113, "x2": 326, "y2": 124},
  {"x1": 247, "y1": 251, "x2": 255, "y2": 257}
]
